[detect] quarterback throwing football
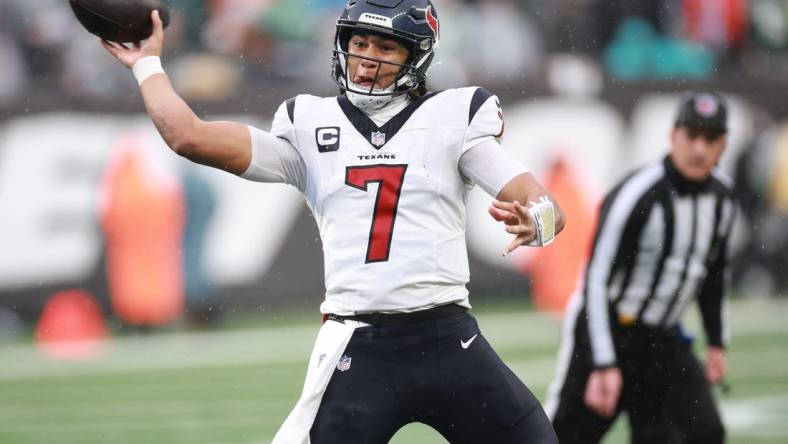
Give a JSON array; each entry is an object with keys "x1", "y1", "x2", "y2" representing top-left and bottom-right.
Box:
[{"x1": 102, "y1": 1, "x2": 565, "y2": 442}]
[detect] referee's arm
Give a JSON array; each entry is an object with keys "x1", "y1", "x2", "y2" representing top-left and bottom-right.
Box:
[
  {"x1": 584, "y1": 188, "x2": 643, "y2": 369},
  {"x1": 698, "y1": 235, "x2": 730, "y2": 385},
  {"x1": 580, "y1": 191, "x2": 632, "y2": 418},
  {"x1": 698, "y1": 237, "x2": 728, "y2": 349}
]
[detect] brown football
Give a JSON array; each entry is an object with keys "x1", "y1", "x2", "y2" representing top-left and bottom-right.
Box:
[{"x1": 69, "y1": 0, "x2": 170, "y2": 43}]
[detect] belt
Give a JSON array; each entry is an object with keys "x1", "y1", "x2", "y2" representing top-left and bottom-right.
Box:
[{"x1": 324, "y1": 304, "x2": 468, "y2": 326}]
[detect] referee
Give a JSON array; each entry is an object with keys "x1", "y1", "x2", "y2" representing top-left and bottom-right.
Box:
[{"x1": 546, "y1": 91, "x2": 735, "y2": 444}]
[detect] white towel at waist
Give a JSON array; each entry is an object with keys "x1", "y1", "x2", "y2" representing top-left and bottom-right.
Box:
[{"x1": 271, "y1": 318, "x2": 367, "y2": 444}]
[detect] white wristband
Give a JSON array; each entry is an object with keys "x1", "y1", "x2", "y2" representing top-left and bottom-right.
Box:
[
  {"x1": 132, "y1": 56, "x2": 164, "y2": 85},
  {"x1": 527, "y1": 196, "x2": 556, "y2": 247}
]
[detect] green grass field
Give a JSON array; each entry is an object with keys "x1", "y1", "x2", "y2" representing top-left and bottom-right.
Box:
[{"x1": 1, "y1": 297, "x2": 787, "y2": 444}]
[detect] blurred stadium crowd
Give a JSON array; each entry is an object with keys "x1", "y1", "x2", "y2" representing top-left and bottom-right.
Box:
[{"x1": 1, "y1": 0, "x2": 788, "y2": 104}]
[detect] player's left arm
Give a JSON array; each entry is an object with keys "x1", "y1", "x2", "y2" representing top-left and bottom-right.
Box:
[
  {"x1": 459, "y1": 139, "x2": 566, "y2": 255},
  {"x1": 461, "y1": 89, "x2": 565, "y2": 255}
]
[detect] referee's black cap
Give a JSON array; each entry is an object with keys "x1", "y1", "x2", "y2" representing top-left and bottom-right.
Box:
[{"x1": 674, "y1": 91, "x2": 728, "y2": 133}]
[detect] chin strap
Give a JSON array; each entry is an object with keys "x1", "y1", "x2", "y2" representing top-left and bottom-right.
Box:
[
  {"x1": 346, "y1": 91, "x2": 395, "y2": 111},
  {"x1": 345, "y1": 81, "x2": 398, "y2": 111},
  {"x1": 527, "y1": 196, "x2": 556, "y2": 247}
]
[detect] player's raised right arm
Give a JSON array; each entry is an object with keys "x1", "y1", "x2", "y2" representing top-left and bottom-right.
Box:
[{"x1": 101, "y1": 10, "x2": 251, "y2": 175}]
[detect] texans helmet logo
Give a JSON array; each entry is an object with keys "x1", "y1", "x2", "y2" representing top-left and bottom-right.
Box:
[{"x1": 426, "y1": 6, "x2": 440, "y2": 40}]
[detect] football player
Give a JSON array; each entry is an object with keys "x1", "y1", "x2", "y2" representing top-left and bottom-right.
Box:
[{"x1": 101, "y1": 1, "x2": 565, "y2": 442}]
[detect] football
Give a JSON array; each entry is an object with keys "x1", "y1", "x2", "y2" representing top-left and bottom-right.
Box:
[{"x1": 69, "y1": 0, "x2": 170, "y2": 43}]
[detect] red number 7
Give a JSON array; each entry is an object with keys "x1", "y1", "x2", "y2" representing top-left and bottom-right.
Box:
[{"x1": 345, "y1": 164, "x2": 408, "y2": 263}]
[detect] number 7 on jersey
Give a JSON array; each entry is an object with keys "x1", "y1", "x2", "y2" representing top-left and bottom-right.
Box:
[{"x1": 345, "y1": 164, "x2": 408, "y2": 263}]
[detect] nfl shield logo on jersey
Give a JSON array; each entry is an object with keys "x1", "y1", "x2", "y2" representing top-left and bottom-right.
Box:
[
  {"x1": 337, "y1": 355, "x2": 352, "y2": 372},
  {"x1": 371, "y1": 131, "x2": 386, "y2": 147}
]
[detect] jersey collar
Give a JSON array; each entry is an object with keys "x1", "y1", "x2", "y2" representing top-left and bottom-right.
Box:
[{"x1": 337, "y1": 91, "x2": 440, "y2": 149}]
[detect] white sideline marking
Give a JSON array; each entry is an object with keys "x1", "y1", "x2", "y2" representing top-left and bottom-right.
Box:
[
  {"x1": 0, "y1": 325, "x2": 318, "y2": 381},
  {"x1": 721, "y1": 393, "x2": 788, "y2": 437},
  {"x1": 0, "y1": 312, "x2": 559, "y2": 381},
  {"x1": 1, "y1": 299, "x2": 786, "y2": 382}
]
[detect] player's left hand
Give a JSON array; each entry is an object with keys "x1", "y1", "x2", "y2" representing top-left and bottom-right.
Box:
[
  {"x1": 488, "y1": 200, "x2": 536, "y2": 256},
  {"x1": 705, "y1": 346, "x2": 727, "y2": 385}
]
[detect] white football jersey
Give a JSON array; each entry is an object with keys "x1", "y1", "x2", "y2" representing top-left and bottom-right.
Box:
[{"x1": 248, "y1": 87, "x2": 512, "y2": 315}]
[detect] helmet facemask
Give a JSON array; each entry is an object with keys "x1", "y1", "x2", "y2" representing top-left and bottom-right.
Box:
[
  {"x1": 338, "y1": 51, "x2": 415, "y2": 97},
  {"x1": 331, "y1": 24, "x2": 435, "y2": 107}
]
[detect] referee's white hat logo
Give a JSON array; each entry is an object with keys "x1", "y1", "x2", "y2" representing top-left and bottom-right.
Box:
[{"x1": 695, "y1": 94, "x2": 719, "y2": 118}]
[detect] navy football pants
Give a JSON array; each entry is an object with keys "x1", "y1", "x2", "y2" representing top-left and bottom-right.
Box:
[{"x1": 310, "y1": 312, "x2": 557, "y2": 443}]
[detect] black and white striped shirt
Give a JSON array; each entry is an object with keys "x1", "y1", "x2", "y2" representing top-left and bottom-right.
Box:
[{"x1": 583, "y1": 156, "x2": 736, "y2": 367}]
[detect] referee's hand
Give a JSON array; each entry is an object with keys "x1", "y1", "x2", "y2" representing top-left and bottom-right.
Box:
[
  {"x1": 706, "y1": 346, "x2": 727, "y2": 385},
  {"x1": 584, "y1": 367, "x2": 622, "y2": 418}
]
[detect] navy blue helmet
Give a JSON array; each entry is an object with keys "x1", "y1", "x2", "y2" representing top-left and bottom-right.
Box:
[{"x1": 331, "y1": 0, "x2": 440, "y2": 97}]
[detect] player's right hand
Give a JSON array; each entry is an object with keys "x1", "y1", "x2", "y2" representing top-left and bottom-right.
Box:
[
  {"x1": 584, "y1": 367, "x2": 622, "y2": 418},
  {"x1": 101, "y1": 10, "x2": 164, "y2": 69}
]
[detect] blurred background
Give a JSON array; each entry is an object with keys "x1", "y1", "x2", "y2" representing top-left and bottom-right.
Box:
[{"x1": 1, "y1": 0, "x2": 787, "y2": 443}]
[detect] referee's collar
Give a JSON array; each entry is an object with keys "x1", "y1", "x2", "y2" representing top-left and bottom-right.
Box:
[{"x1": 663, "y1": 155, "x2": 710, "y2": 195}]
